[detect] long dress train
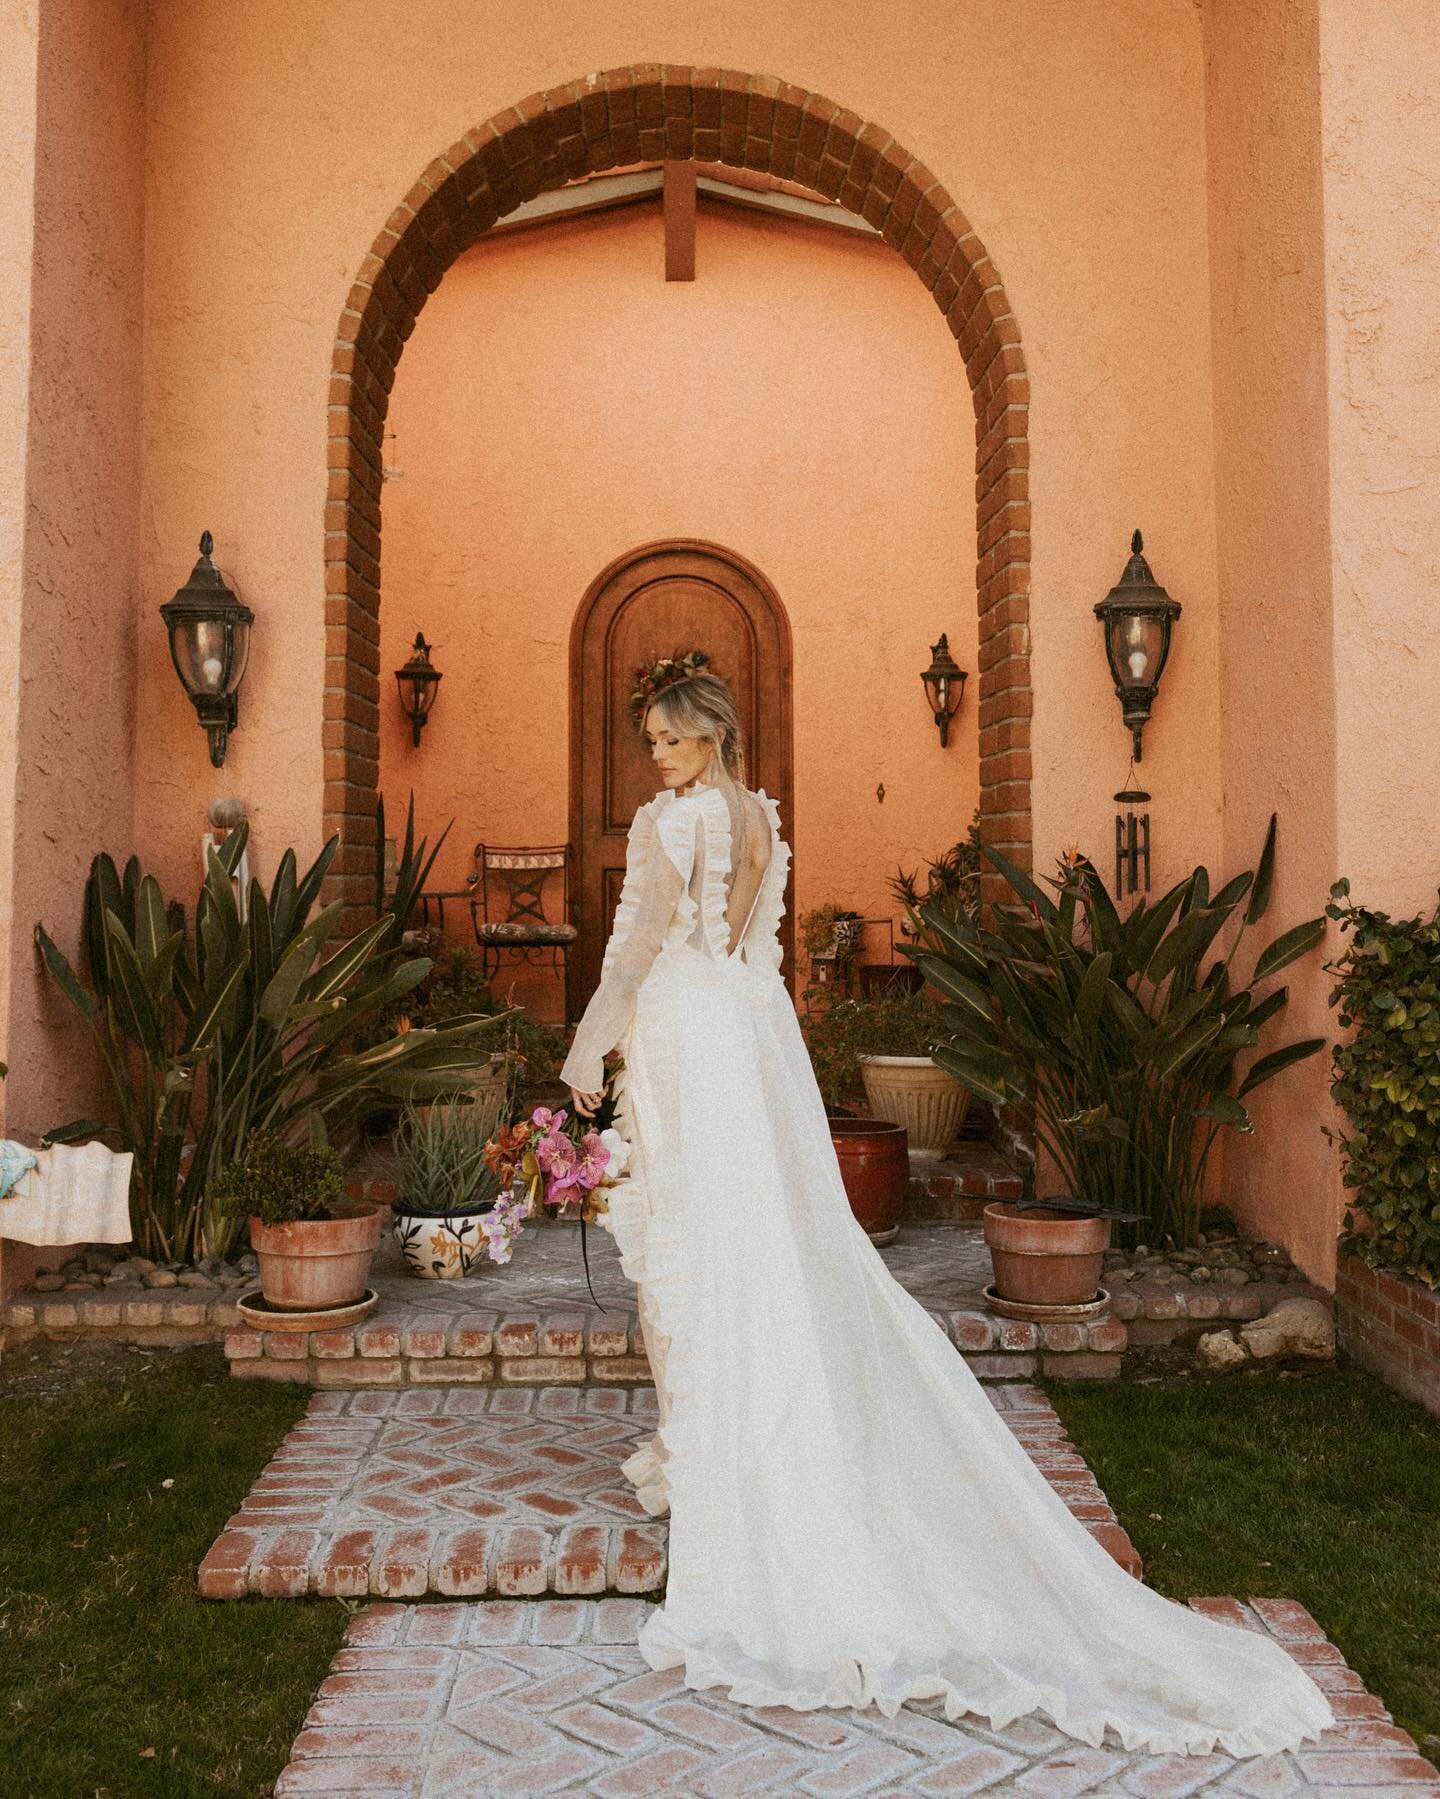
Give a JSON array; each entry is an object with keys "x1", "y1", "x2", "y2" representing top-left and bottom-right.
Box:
[{"x1": 558, "y1": 781, "x2": 1336, "y2": 1759}]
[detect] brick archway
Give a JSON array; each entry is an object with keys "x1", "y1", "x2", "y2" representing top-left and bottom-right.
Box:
[{"x1": 324, "y1": 66, "x2": 1030, "y2": 931}]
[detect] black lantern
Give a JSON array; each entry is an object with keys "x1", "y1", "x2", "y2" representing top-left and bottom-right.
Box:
[
  {"x1": 921, "y1": 633, "x2": 968, "y2": 748},
  {"x1": 159, "y1": 531, "x2": 254, "y2": 768},
  {"x1": 1114, "y1": 788, "x2": 1152, "y2": 896},
  {"x1": 395, "y1": 631, "x2": 441, "y2": 747},
  {"x1": 1094, "y1": 530, "x2": 1181, "y2": 761}
]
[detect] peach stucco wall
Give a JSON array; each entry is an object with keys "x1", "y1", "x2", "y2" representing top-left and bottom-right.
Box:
[
  {"x1": 131, "y1": 0, "x2": 1224, "y2": 919},
  {"x1": 11, "y1": 0, "x2": 1437, "y2": 1286},
  {"x1": 1318, "y1": 0, "x2": 1440, "y2": 912},
  {"x1": 377, "y1": 199, "x2": 982, "y2": 1018},
  {"x1": 0, "y1": 0, "x2": 146, "y2": 1146},
  {"x1": 1202, "y1": 0, "x2": 1338, "y2": 1281}
]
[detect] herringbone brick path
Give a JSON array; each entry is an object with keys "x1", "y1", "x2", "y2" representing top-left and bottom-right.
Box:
[
  {"x1": 198, "y1": 1383, "x2": 1142, "y2": 1600},
  {"x1": 273, "y1": 1596, "x2": 1438, "y2": 1796}
]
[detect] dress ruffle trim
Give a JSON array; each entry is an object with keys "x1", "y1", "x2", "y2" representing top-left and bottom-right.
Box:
[
  {"x1": 596, "y1": 803, "x2": 661, "y2": 986},
  {"x1": 750, "y1": 790, "x2": 790, "y2": 974},
  {"x1": 634, "y1": 1614, "x2": 1337, "y2": 1760},
  {"x1": 655, "y1": 786, "x2": 732, "y2": 960}
]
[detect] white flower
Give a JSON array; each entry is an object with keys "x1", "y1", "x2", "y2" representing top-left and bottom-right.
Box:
[{"x1": 598, "y1": 1127, "x2": 631, "y2": 1181}]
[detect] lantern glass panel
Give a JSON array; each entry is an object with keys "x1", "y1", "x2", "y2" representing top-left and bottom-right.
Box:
[
  {"x1": 1112, "y1": 613, "x2": 1163, "y2": 689},
  {"x1": 174, "y1": 616, "x2": 249, "y2": 695}
]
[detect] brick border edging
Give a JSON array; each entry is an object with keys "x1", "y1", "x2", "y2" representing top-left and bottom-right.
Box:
[
  {"x1": 223, "y1": 1302, "x2": 1129, "y2": 1387},
  {"x1": 321, "y1": 65, "x2": 1033, "y2": 934},
  {"x1": 1335, "y1": 1251, "x2": 1440, "y2": 1416}
]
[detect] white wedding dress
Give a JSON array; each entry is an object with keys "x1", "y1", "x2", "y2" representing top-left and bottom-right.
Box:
[{"x1": 558, "y1": 780, "x2": 1336, "y2": 1758}]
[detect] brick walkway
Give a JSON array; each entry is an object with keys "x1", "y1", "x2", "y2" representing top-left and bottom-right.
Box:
[
  {"x1": 198, "y1": 1383, "x2": 1141, "y2": 1600},
  {"x1": 273, "y1": 1596, "x2": 1438, "y2": 1797}
]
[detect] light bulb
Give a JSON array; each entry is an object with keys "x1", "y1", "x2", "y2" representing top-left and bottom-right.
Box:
[
  {"x1": 1127, "y1": 648, "x2": 1149, "y2": 681},
  {"x1": 201, "y1": 655, "x2": 224, "y2": 688}
]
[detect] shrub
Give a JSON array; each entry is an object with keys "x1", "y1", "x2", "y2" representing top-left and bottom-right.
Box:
[
  {"x1": 1326, "y1": 880, "x2": 1440, "y2": 1290},
  {"x1": 801, "y1": 990, "x2": 948, "y2": 1110},
  {"x1": 209, "y1": 1130, "x2": 347, "y2": 1227},
  {"x1": 392, "y1": 1100, "x2": 505, "y2": 1216},
  {"x1": 904, "y1": 818, "x2": 1326, "y2": 1251}
]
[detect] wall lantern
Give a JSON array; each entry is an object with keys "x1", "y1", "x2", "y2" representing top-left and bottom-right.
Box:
[
  {"x1": 158, "y1": 531, "x2": 253, "y2": 768},
  {"x1": 1094, "y1": 530, "x2": 1181, "y2": 761},
  {"x1": 922, "y1": 632, "x2": 968, "y2": 748},
  {"x1": 395, "y1": 631, "x2": 441, "y2": 747}
]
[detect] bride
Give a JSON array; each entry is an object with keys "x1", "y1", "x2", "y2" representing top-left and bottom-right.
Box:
[{"x1": 557, "y1": 660, "x2": 1335, "y2": 1758}]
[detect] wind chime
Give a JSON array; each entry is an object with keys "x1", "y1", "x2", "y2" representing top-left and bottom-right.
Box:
[{"x1": 1113, "y1": 784, "x2": 1151, "y2": 897}]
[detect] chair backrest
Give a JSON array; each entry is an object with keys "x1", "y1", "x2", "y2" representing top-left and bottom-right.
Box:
[{"x1": 472, "y1": 842, "x2": 571, "y2": 925}]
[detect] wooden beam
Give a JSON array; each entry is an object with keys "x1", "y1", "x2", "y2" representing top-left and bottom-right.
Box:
[{"x1": 663, "y1": 161, "x2": 697, "y2": 281}]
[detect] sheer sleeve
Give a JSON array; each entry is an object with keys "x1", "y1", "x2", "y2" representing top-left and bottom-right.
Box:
[{"x1": 559, "y1": 799, "x2": 693, "y2": 1093}]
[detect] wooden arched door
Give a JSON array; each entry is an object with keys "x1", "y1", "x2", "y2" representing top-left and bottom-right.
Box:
[{"x1": 568, "y1": 539, "x2": 794, "y2": 1018}]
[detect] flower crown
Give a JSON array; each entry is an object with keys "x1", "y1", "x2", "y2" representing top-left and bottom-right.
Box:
[{"x1": 628, "y1": 648, "x2": 712, "y2": 728}]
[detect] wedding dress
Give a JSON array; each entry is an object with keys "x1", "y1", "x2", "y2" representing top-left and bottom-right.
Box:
[{"x1": 557, "y1": 777, "x2": 1336, "y2": 1758}]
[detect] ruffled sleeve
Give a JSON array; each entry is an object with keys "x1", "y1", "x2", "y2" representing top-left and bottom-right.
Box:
[{"x1": 558, "y1": 798, "x2": 694, "y2": 1093}]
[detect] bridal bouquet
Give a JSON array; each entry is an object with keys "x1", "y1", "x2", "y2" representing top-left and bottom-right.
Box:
[{"x1": 480, "y1": 1104, "x2": 630, "y2": 1265}]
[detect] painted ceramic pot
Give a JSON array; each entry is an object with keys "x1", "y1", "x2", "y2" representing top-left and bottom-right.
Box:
[{"x1": 393, "y1": 1206, "x2": 494, "y2": 1279}]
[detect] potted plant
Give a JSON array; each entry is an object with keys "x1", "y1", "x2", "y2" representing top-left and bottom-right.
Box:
[
  {"x1": 902, "y1": 817, "x2": 1327, "y2": 1255},
  {"x1": 390, "y1": 1099, "x2": 505, "y2": 1278},
  {"x1": 853, "y1": 990, "x2": 973, "y2": 1160},
  {"x1": 982, "y1": 1193, "x2": 1146, "y2": 1310},
  {"x1": 210, "y1": 1127, "x2": 384, "y2": 1311},
  {"x1": 802, "y1": 994, "x2": 922, "y2": 1238},
  {"x1": 799, "y1": 903, "x2": 864, "y2": 985}
]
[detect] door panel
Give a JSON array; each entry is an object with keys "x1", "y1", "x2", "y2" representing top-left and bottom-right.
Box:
[{"x1": 569, "y1": 540, "x2": 794, "y2": 1017}]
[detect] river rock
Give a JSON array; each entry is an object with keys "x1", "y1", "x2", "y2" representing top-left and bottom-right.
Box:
[
  {"x1": 32, "y1": 1272, "x2": 66, "y2": 1292},
  {"x1": 143, "y1": 1268, "x2": 178, "y2": 1289},
  {"x1": 1240, "y1": 1296, "x2": 1335, "y2": 1361},
  {"x1": 1217, "y1": 1267, "x2": 1252, "y2": 1286},
  {"x1": 1197, "y1": 1329, "x2": 1248, "y2": 1372}
]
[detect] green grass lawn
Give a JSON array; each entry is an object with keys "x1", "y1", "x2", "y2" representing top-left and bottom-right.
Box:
[
  {"x1": 0, "y1": 1342, "x2": 348, "y2": 1798},
  {"x1": 1040, "y1": 1359, "x2": 1440, "y2": 1758},
  {"x1": 2, "y1": 1339, "x2": 1436, "y2": 1794}
]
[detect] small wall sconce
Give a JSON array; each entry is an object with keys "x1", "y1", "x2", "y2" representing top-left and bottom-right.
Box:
[
  {"x1": 158, "y1": 531, "x2": 254, "y2": 767},
  {"x1": 1114, "y1": 787, "x2": 1152, "y2": 896},
  {"x1": 921, "y1": 633, "x2": 968, "y2": 747},
  {"x1": 395, "y1": 631, "x2": 441, "y2": 747},
  {"x1": 1094, "y1": 530, "x2": 1181, "y2": 761}
]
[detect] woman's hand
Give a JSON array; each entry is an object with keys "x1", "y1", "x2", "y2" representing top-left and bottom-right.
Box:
[{"x1": 569, "y1": 1084, "x2": 605, "y2": 1120}]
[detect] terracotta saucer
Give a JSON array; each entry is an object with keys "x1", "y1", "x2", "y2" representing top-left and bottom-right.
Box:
[
  {"x1": 981, "y1": 1281, "x2": 1111, "y2": 1322},
  {"x1": 235, "y1": 1286, "x2": 379, "y2": 1333}
]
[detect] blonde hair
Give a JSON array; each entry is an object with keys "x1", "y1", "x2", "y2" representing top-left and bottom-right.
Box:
[{"x1": 646, "y1": 670, "x2": 748, "y2": 786}]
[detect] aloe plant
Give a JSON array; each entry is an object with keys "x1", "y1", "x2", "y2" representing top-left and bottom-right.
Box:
[
  {"x1": 34, "y1": 805, "x2": 515, "y2": 1263},
  {"x1": 902, "y1": 816, "x2": 1326, "y2": 1250}
]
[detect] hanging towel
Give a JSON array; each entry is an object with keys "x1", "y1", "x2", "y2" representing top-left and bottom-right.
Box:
[
  {"x1": 0, "y1": 1141, "x2": 134, "y2": 1246},
  {"x1": 0, "y1": 1139, "x2": 38, "y2": 1198}
]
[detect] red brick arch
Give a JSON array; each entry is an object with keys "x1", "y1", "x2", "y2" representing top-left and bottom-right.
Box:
[{"x1": 324, "y1": 65, "x2": 1031, "y2": 931}]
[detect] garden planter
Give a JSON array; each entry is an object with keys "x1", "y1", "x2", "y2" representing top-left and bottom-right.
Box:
[
  {"x1": 983, "y1": 1201, "x2": 1111, "y2": 1308},
  {"x1": 393, "y1": 1203, "x2": 495, "y2": 1278},
  {"x1": 827, "y1": 1115, "x2": 908, "y2": 1243},
  {"x1": 248, "y1": 1202, "x2": 386, "y2": 1310},
  {"x1": 858, "y1": 1055, "x2": 971, "y2": 1159}
]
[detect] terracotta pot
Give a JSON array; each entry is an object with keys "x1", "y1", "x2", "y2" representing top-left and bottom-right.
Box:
[
  {"x1": 982, "y1": 1201, "x2": 1111, "y2": 1307},
  {"x1": 249, "y1": 1202, "x2": 386, "y2": 1311},
  {"x1": 858, "y1": 1055, "x2": 971, "y2": 1159},
  {"x1": 827, "y1": 1115, "x2": 908, "y2": 1240}
]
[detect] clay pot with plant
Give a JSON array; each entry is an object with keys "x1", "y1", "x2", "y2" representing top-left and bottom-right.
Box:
[
  {"x1": 390, "y1": 1099, "x2": 506, "y2": 1279},
  {"x1": 211, "y1": 1128, "x2": 384, "y2": 1311}
]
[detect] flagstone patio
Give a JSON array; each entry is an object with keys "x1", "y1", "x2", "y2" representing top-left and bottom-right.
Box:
[{"x1": 271, "y1": 1596, "x2": 1438, "y2": 1797}]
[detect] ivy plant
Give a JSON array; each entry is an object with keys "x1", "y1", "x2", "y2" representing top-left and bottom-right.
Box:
[{"x1": 1326, "y1": 879, "x2": 1440, "y2": 1290}]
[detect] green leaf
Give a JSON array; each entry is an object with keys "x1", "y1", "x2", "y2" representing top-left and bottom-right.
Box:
[
  {"x1": 1253, "y1": 917, "x2": 1326, "y2": 984},
  {"x1": 1237, "y1": 1037, "x2": 1327, "y2": 1097},
  {"x1": 1246, "y1": 813, "x2": 1278, "y2": 925},
  {"x1": 977, "y1": 843, "x2": 1057, "y2": 922},
  {"x1": 33, "y1": 923, "x2": 97, "y2": 1019},
  {"x1": 912, "y1": 953, "x2": 991, "y2": 1022},
  {"x1": 1200, "y1": 1093, "x2": 1252, "y2": 1130}
]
